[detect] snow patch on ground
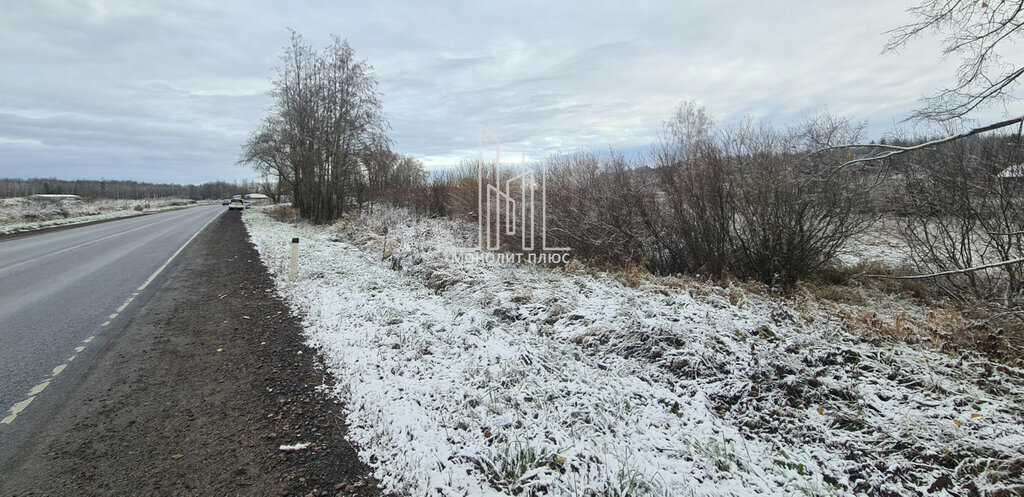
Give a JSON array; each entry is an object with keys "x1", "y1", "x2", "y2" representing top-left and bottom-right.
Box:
[
  {"x1": 835, "y1": 218, "x2": 910, "y2": 268},
  {"x1": 0, "y1": 197, "x2": 198, "y2": 235},
  {"x1": 245, "y1": 208, "x2": 1024, "y2": 496}
]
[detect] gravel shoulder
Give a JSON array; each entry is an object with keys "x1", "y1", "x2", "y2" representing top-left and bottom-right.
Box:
[{"x1": 0, "y1": 210, "x2": 380, "y2": 497}]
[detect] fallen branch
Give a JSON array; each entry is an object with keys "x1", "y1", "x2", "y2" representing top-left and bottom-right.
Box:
[
  {"x1": 865, "y1": 257, "x2": 1024, "y2": 280},
  {"x1": 988, "y1": 231, "x2": 1024, "y2": 236}
]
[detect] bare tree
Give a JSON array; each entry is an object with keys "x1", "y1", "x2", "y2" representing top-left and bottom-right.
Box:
[
  {"x1": 887, "y1": 0, "x2": 1024, "y2": 122},
  {"x1": 240, "y1": 31, "x2": 389, "y2": 223},
  {"x1": 825, "y1": 1, "x2": 1024, "y2": 167},
  {"x1": 362, "y1": 147, "x2": 427, "y2": 210}
]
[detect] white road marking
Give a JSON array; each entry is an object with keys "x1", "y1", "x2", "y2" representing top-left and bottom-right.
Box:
[
  {"x1": 135, "y1": 211, "x2": 221, "y2": 292},
  {"x1": 0, "y1": 209, "x2": 224, "y2": 426},
  {"x1": 1, "y1": 397, "x2": 35, "y2": 424},
  {"x1": 28, "y1": 380, "x2": 50, "y2": 396},
  {"x1": 0, "y1": 210, "x2": 196, "y2": 275}
]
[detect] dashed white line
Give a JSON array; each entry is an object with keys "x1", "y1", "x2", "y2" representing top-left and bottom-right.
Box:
[
  {"x1": 1, "y1": 397, "x2": 34, "y2": 424},
  {"x1": 27, "y1": 380, "x2": 50, "y2": 396},
  {"x1": 0, "y1": 209, "x2": 224, "y2": 426}
]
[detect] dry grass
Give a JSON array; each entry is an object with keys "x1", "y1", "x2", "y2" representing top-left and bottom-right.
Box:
[
  {"x1": 800, "y1": 262, "x2": 1024, "y2": 367},
  {"x1": 264, "y1": 206, "x2": 301, "y2": 223},
  {"x1": 598, "y1": 255, "x2": 1024, "y2": 367}
]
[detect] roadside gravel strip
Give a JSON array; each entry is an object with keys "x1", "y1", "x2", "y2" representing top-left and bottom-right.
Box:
[{"x1": 0, "y1": 211, "x2": 380, "y2": 496}]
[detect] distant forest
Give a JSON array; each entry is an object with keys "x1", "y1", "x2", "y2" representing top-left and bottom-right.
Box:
[{"x1": 0, "y1": 178, "x2": 268, "y2": 200}]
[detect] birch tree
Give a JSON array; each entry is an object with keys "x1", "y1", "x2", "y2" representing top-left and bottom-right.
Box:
[{"x1": 241, "y1": 31, "x2": 389, "y2": 223}]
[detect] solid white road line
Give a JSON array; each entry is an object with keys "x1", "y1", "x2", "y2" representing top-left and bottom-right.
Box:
[
  {"x1": 134, "y1": 210, "x2": 222, "y2": 293},
  {"x1": 0, "y1": 208, "x2": 224, "y2": 426}
]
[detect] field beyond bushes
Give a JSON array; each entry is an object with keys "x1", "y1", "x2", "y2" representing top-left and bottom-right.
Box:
[{"x1": 0, "y1": 196, "x2": 198, "y2": 235}]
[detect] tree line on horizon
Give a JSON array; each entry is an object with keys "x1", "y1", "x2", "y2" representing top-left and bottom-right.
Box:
[{"x1": 0, "y1": 177, "x2": 266, "y2": 200}]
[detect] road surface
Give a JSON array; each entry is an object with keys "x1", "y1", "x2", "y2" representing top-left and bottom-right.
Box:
[
  {"x1": 0, "y1": 209, "x2": 378, "y2": 496},
  {"x1": 0, "y1": 205, "x2": 223, "y2": 464}
]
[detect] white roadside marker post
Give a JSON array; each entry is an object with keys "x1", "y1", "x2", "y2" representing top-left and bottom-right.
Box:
[{"x1": 290, "y1": 237, "x2": 299, "y2": 280}]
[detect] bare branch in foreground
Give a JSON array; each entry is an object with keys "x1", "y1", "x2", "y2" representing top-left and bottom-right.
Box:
[
  {"x1": 810, "y1": 115, "x2": 1024, "y2": 167},
  {"x1": 866, "y1": 257, "x2": 1024, "y2": 280}
]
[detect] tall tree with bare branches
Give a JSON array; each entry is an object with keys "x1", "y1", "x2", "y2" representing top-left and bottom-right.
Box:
[{"x1": 240, "y1": 31, "x2": 389, "y2": 223}]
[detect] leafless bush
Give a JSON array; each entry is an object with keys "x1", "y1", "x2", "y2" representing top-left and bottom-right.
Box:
[
  {"x1": 406, "y1": 178, "x2": 451, "y2": 218},
  {"x1": 544, "y1": 151, "x2": 654, "y2": 265},
  {"x1": 439, "y1": 160, "x2": 489, "y2": 220},
  {"x1": 646, "y1": 104, "x2": 874, "y2": 285},
  {"x1": 403, "y1": 104, "x2": 873, "y2": 287},
  {"x1": 729, "y1": 119, "x2": 874, "y2": 285},
  {"x1": 647, "y1": 103, "x2": 732, "y2": 277}
]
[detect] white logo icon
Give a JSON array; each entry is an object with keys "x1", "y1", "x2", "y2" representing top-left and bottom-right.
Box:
[{"x1": 477, "y1": 125, "x2": 570, "y2": 253}]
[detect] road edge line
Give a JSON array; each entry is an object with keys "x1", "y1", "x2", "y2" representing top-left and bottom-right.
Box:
[{"x1": 0, "y1": 208, "x2": 224, "y2": 426}]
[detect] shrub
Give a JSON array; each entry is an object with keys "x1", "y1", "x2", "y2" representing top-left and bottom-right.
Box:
[{"x1": 644, "y1": 106, "x2": 874, "y2": 286}]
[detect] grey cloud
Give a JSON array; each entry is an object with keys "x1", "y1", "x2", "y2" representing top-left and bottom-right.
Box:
[{"x1": 1, "y1": 0, "x2": 1021, "y2": 182}]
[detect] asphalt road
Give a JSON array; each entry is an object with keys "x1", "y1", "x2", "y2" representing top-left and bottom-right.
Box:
[
  {"x1": 0, "y1": 210, "x2": 378, "y2": 496},
  {"x1": 0, "y1": 205, "x2": 224, "y2": 464}
]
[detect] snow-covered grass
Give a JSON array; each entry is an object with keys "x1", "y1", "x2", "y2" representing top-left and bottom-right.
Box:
[
  {"x1": 245, "y1": 207, "x2": 1024, "y2": 496},
  {"x1": 836, "y1": 218, "x2": 910, "y2": 268},
  {"x1": 0, "y1": 197, "x2": 198, "y2": 235}
]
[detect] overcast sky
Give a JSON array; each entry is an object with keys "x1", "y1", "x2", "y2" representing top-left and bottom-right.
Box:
[{"x1": 1, "y1": 0, "x2": 1021, "y2": 184}]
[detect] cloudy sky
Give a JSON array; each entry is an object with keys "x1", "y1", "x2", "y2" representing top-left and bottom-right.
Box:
[{"x1": 1, "y1": 0, "x2": 1021, "y2": 184}]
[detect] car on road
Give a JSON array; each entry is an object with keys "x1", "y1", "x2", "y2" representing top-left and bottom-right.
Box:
[
  {"x1": 221, "y1": 199, "x2": 230, "y2": 205},
  {"x1": 227, "y1": 199, "x2": 246, "y2": 210}
]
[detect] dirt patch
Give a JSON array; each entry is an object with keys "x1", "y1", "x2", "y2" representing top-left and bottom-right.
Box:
[{"x1": 0, "y1": 210, "x2": 381, "y2": 497}]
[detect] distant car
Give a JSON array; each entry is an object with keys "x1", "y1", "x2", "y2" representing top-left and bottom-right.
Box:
[
  {"x1": 227, "y1": 199, "x2": 246, "y2": 210},
  {"x1": 221, "y1": 199, "x2": 230, "y2": 205}
]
